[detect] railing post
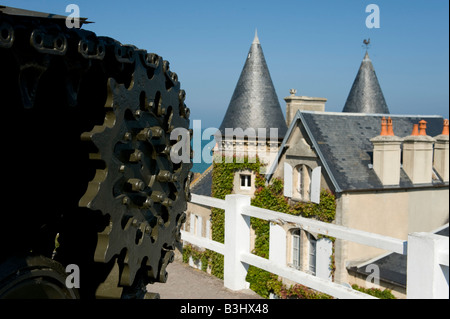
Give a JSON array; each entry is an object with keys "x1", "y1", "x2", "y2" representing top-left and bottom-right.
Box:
[
  {"x1": 269, "y1": 222, "x2": 286, "y2": 266},
  {"x1": 407, "y1": 232, "x2": 449, "y2": 299},
  {"x1": 223, "y1": 194, "x2": 251, "y2": 291}
]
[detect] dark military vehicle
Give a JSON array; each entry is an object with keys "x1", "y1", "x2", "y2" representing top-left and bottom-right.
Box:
[{"x1": 0, "y1": 5, "x2": 192, "y2": 299}]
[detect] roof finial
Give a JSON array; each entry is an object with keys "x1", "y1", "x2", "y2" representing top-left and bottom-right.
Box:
[
  {"x1": 253, "y1": 28, "x2": 260, "y2": 44},
  {"x1": 363, "y1": 38, "x2": 371, "y2": 61}
]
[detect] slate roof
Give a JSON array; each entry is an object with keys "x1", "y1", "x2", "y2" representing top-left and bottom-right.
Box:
[
  {"x1": 190, "y1": 165, "x2": 213, "y2": 197},
  {"x1": 342, "y1": 52, "x2": 390, "y2": 114},
  {"x1": 268, "y1": 110, "x2": 447, "y2": 193},
  {"x1": 218, "y1": 32, "x2": 287, "y2": 139}
]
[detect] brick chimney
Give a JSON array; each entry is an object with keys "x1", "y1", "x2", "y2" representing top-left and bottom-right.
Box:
[
  {"x1": 402, "y1": 120, "x2": 436, "y2": 184},
  {"x1": 433, "y1": 119, "x2": 449, "y2": 182},
  {"x1": 370, "y1": 117, "x2": 403, "y2": 186}
]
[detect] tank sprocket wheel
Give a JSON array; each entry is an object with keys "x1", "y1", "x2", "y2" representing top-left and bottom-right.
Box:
[
  {"x1": 79, "y1": 48, "x2": 192, "y2": 294},
  {"x1": 0, "y1": 6, "x2": 193, "y2": 299}
]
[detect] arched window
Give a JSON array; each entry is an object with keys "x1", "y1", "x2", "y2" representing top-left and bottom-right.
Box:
[
  {"x1": 289, "y1": 228, "x2": 317, "y2": 275},
  {"x1": 294, "y1": 164, "x2": 312, "y2": 201},
  {"x1": 284, "y1": 163, "x2": 321, "y2": 204}
]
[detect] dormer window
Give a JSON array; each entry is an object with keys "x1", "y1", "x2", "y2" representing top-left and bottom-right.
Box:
[
  {"x1": 295, "y1": 164, "x2": 312, "y2": 201},
  {"x1": 284, "y1": 163, "x2": 321, "y2": 204}
]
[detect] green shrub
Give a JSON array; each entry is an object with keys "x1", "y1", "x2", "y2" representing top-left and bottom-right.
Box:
[{"x1": 351, "y1": 284, "x2": 396, "y2": 299}]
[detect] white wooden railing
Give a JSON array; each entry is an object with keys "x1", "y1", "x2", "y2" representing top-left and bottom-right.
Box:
[{"x1": 181, "y1": 193, "x2": 449, "y2": 299}]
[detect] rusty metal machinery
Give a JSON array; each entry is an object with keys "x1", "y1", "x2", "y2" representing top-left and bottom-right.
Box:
[{"x1": 0, "y1": 6, "x2": 192, "y2": 299}]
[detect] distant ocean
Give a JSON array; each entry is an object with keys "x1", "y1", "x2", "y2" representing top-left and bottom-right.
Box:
[
  {"x1": 191, "y1": 129, "x2": 215, "y2": 174},
  {"x1": 192, "y1": 161, "x2": 211, "y2": 174}
]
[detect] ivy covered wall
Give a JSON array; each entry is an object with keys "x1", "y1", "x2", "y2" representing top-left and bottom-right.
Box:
[
  {"x1": 183, "y1": 156, "x2": 396, "y2": 299},
  {"x1": 184, "y1": 156, "x2": 337, "y2": 298}
]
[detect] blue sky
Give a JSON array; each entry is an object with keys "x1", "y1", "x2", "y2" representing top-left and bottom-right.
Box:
[{"x1": 4, "y1": 0, "x2": 449, "y2": 128}]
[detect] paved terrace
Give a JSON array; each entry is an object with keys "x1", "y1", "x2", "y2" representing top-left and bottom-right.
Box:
[{"x1": 147, "y1": 260, "x2": 262, "y2": 299}]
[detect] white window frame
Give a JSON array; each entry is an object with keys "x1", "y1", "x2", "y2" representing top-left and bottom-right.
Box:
[
  {"x1": 240, "y1": 174, "x2": 251, "y2": 190},
  {"x1": 290, "y1": 229, "x2": 301, "y2": 270},
  {"x1": 292, "y1": 230, "x2": 301, "y2": 269}
]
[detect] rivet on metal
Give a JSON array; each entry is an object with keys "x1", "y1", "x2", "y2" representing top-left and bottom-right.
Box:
[
  {"x1": 128, "y1": 178, "x2": 145, "y2": 191},
  {"x1": 122, "y1": 196, "x2": 131, "y2": 205},
  {"x1": 129, "y1": 150, "x2": 143, "y2": 162}
]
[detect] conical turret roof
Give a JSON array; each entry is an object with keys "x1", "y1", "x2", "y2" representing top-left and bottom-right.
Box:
[
  {"x1": 218, "y1": 31, "x2": 287, "y2": 139},
  {"x1": 342, "y1": 51, "x2": 390, "y2": 114}
]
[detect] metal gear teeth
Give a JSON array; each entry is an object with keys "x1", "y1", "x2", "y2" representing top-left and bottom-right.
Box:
[{"x1": 79, "y1": 46, "x2": 192, "y2": 288}]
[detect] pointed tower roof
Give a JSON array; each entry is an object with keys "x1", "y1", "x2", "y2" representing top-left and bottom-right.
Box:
[
  {"x1": 342, "y1": 51, "x2": 390, "y2": 114},
  {"x1": 218, "y1": 31, "x2": 287, "y2": 139}
]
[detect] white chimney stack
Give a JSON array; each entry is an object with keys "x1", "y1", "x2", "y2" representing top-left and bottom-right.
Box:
[
  {"x1": 402, "y1": 120, "x2": 436, "y2": 184},
  {"x1": 370, "y1": 117, "x2": 402, "y2": 186},
  {"x1": 433, "y1": 119, "x2": 449, "y2": 182}
]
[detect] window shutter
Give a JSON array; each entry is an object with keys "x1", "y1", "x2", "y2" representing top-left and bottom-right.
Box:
[
  {"x1": 308, "y1": 234, "x2": 317, "y2": 275},
  {"x1": 196, "y1": 216, "x2": 203, "y2": 237},
  {"x1": 206, "y1": 219, "x2": 211, "y2": 239},
  {"x1": 310, "y1": 166, "x2": 321, "y2": 204},
  {"x1": 284, "y1": 162, "x2": 293, "y2": 198},
  {"x1": 190, "y1": 213, "x2": 195, "y2": 234}
]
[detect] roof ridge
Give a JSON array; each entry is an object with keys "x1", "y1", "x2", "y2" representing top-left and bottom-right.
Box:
[{"x1": 300, "y1": 110, "x2": 443, "y2": 118}]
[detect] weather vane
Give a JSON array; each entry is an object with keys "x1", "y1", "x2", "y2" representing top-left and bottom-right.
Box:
[{"x1": 363, "y1": 38, "x2": 371, "y2": 50}]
